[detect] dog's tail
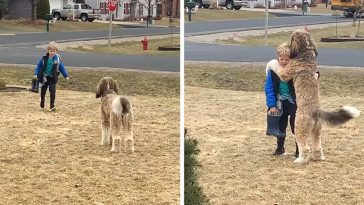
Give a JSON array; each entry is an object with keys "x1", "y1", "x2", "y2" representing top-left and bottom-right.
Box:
[
  {"x1": 113, "y1": 96, "x2": 133, "y2": 131},
  {"x1": 314, "y1": 106, "x2": 360, "y2": 126}
]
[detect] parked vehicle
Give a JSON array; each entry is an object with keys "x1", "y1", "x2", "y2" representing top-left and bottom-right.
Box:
[
  {"x1": 195, "y1": 0, "x2": 247, "y2": 10},
  {"x1": 331, "y1": 0, "x2": 363, "y2": 17},
  {"x1": 52, "y1": 3, "x2": 101, "y2": 22}
]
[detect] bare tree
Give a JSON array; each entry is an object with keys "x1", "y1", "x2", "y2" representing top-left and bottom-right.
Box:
[
  {"x1": 352, "y1": 0, "x2": 364, "y2": 37},
  {"x1": 28, "y1": 0, "x2": 40, "y2": 21}
]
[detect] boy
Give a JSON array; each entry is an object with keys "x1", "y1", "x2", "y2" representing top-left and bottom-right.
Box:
[
  {"x1": 34, "y1": 41, "x2": 69, "y2": 111},
  {"x1": 265, "y1": 42, "x2": 299, "y2": 157}
]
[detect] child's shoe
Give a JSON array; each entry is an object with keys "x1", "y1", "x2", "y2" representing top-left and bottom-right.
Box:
[
  {"x1": 40, "y1": 101, "x2": 44, "y2": 109},
  {"x1": 50, "y1": 106, "x2": 56, "y2": 112},
  {"x1": 273, "y1": 148, "x2": 286, "y2": 156}
]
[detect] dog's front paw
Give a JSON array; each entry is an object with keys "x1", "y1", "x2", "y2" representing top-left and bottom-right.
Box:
[
  {"x1": 312, "y1": 151, "x2": 325, "y2": 161},
  {"x1": 111, "y1": 138, "x2": 121, "y2": 152},
  {"x1": 293, "y1": 157, "x2": 307, "y2": 164}
]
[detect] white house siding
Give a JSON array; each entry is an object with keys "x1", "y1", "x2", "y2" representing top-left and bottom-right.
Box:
[{"x1": 49, "y1": 0, "x2": 63, "y2": 11}]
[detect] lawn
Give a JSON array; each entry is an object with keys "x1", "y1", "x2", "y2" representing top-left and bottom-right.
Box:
[
  {"x1": 68, "y1": 36, "x2": 180, "y2": 56},
  {"x1": 0, "y1": 65, "x2": 180, "y2": 204},
  {"x1": 218, "y1": 24, "x2": 364, "y2": 49},
  {"x1": 185, "y1": 62, "x2": 364, "y2": 204},
  {"x1": 287, "y1": 3, "x2": 335, "y2": 14},
  {"x1": 185, "y1": 9, "x2": 277, "y2": 22},
  {"x1": 0, "y1": 20, "x2": 123, "y2": 33}
]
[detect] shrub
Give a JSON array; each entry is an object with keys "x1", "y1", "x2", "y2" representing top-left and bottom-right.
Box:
[
  {"x1": 36, "y1": 0, "x2": 50, "y2": 20},
  {"x1": 184, "y1": 129, "x2": 209, "y2": 205},
  {"x1": 0, "y1": 79, "x2": 6, "y2": 90},
  {"x1": 0, "y1": 0, "x2": 9, "y2": 19}
]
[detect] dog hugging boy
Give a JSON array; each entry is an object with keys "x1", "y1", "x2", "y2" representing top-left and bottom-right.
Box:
[
  {"x1": 34, "y1": 41, "x2": 69, "y2": 111},
  {"x1": 264, "y1": 42, "x2": 299, "y2": 157}
]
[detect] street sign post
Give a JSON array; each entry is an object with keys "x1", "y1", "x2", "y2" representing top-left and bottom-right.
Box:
[{"x1": 108, "y1": 0, "x2": 118, "y2": 49}]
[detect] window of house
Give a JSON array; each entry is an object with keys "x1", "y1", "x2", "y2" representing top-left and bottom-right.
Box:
[{"x1": 124, "y1": 3, "x2": 130, "y2": 14}]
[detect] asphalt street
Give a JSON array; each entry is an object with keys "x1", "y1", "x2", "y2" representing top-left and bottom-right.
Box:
[
  {"x1": 185, "y1": 15, "x2": 350, "y2": 35},
  {"x1": 185, "y1": 41, "x2": 364, "y2": 67},
  {"x1": 0, "y1": 27, "x2": 180, "y2": 72}
]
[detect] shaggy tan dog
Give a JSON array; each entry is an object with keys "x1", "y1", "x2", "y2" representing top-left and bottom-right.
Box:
[
  {"x1": 96, "y1": 77, "x2": 134, "y2": 153},
  {"x1": 276, "y1": 29, "x2": 360, "y2": 164}
]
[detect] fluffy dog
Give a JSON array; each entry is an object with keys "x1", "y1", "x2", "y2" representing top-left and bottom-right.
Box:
[
  {"x1": 96, "y1": 77, "x2": 134, "y2": 153},
  {"x1": 276, "y1": 29, "x2": 360, "y2": 164}
]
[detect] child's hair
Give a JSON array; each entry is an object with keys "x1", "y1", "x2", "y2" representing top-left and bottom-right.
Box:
[
  {"x1": 276, "y1": 42, "x2": 290, "y2": 57},
  {"x1": 47, "y1": 41, "x2": 58, "y2": 51}
]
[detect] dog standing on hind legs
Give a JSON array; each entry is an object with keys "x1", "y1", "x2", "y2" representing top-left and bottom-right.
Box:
[
  {"x1": 276, "y1": 29, "x2": 360, "y2": 164},
  {"x1": 96, "y1": 77, "x2": 134, "y2": 153}
]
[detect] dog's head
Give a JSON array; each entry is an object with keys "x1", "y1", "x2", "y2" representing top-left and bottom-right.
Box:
[
  {"x1": 290, "y1": 29, "x2": 318, "y2": 58},
  {"x1": 96, "y1": 77, "x2": 119, "y2": 98}
]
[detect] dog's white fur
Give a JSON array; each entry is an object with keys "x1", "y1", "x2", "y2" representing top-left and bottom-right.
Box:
[{"x1": 96, "y1": 77, "x2": 134, "y2": 153}]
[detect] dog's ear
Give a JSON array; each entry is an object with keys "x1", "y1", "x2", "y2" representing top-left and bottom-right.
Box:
[
  {"x1": 96, "y1": 79, "x2": 104, "y2": 98},
  {"x1": 290, "y1": 34, "x2": 299, "y2": 58},
  {"x1": 113, "y1": 79, "x2": 120, "y2": 94},
  {"x1": 307, "y1": 34, "x2": 318, "y2": 57}
]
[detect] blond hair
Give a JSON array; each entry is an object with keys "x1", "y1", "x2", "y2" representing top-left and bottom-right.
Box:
[
  {"x1": 276, "y1": 42, "x2": 290, "y2": 57},
  {"x1": 47, "y1": 41, "x2": 58, "y2": 51}
]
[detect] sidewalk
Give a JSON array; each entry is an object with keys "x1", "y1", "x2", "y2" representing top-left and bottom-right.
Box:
[
  {"x1": 240, "y1": 7, "x2": 332, "y2": 16},
  {"x1": 94, "y1": 19, "x2": 177, "y2": 28}
]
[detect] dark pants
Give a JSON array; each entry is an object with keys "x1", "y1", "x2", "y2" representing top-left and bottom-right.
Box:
[
  {"x1": 277, "y1": 100, "x2": 297, "y2": 151},
  {"x1": 40, "y1": 76, "x2": 56, "y2": 109}
]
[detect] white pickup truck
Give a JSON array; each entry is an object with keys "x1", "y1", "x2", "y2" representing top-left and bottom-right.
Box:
[{"x1": 52, "y1": 3, "x2": 101, "y2": 22}]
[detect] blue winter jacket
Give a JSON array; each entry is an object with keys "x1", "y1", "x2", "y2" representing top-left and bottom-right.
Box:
[
  {"x1": 265, "y1": 70, "x2": 296, "y2": 108},
  {"x1": 34, "y1": 54, "x2": 68, "y2": 79},
  {"x1": 265, "y1": 70, "x2": 278, "y2": 108}
]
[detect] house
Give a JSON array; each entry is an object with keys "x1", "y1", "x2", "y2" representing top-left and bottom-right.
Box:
[
  {"x1": 246, "y1": 0, "x2": 312, "y2": 8},
  {"x1": 7, "y1": 0, "x2": 31, "y2": 19},
  {"x1": 6, "y1": 0, "x2": 178, "y2": 21}
]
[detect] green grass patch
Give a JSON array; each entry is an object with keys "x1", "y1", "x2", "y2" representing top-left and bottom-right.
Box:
[
  {"x1": 0, "y1": 79, "x2": 6, "y2": 89},
  {"x1": 153, "y1": 17, "x2": 180, "y2": 27},
  {"x1": 0, "y1": 65, "x2": 179, "y2": 97},
  {"x1": 185, "y1": 63, "x2": 364, "y2": 98},
  {"x1": 185, "y1": 9, "x2": 277, "y2": 22},
  {"x1": 286, "y1": 3, "x2": 334, "y2": 14},
  {"x1": 70, "y1": 36, "x2": 180, "y2": 56},
  {"x1": 0, "y1": 20, "x2": 123, "y2": 33},
  {"x1": 218, "y1": 25, "x2": 364, "y2": 49},
  {"x1": 184, "y1": 129, "x2": 209, "y2": 205}
]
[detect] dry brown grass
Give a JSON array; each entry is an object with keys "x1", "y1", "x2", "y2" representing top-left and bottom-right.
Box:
[
  {"x1": 0, "y1": 67, "x2": 179, "y2": 204},
  {"x1": 185, "y1": 62, "x2": 364, "y2": 204}
]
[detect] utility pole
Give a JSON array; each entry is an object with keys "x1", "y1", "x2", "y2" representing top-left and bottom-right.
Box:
[{"x1": 265, "y1": 0, "x2": 268, "y2": 47}]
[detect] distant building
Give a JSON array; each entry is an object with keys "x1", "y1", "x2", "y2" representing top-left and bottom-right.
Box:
[{"x1": 6, "y1": 0, "x2": 178, "y2": 21}]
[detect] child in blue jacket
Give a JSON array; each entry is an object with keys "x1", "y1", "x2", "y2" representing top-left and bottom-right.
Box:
[
  {"x1": 265, "y1": 42, "x2": 298, "y2": 157},
  {"x1": 34, "y1": 41, "x2": 69, "y2": 111}
]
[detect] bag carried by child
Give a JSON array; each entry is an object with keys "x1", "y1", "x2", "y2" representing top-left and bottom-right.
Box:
[
  {"x1": 30, "y1": 78, "x2": 39, "y2": 93},
  {"x1": 266, "y1": 97, "x2": 286, "y2": 138}
]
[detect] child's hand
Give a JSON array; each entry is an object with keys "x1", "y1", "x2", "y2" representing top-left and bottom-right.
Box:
[
  {"x1": 268, "y1": 107, "x2": 278, "y2": 114},
  {"x1": 66, "y1": 77, "x2": 69, "y2": 81},
  {"x1": 33, "y1": 75, "x2": 38, "y2": 80}
]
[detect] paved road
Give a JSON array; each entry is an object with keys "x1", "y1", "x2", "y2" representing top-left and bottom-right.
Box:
[
  {"x1": 185, "y1": 15, "x2": 350, "y2": 35},
  {"x1": 185, "y1": 42, "x2": 364, "y2": 67},
  {"x1": 0, "y1": 27, "x2": 180, "y2": 72},
  {"x1": 0, "y1": 27, "x2": 179, "y2": 46}
]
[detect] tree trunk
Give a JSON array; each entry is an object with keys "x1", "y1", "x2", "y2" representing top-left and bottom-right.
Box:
[{"x1": 28, "y1": 0, "x2": 38, "y2": 21}]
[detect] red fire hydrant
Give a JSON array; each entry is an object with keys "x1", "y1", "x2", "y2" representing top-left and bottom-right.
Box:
[{"x1": 141, "y1": 36, "x2": 148, "y2": 51}]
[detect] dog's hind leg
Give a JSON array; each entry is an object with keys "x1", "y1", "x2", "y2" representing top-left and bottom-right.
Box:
[
  {"x1": 110, "y1": 114, "x2": 121, "y2": 152},
  {"x1": 294, "y1": 115, "x2": 313, "y2": 164},
  {"x1": 312, "y1": 122, "x2": 324, "y2": 161},
  {"x1": 101, "y1": 121, "x2": 111, "y2": 146},
  {"x1": 122, "y1": 114, "x2": 134, "y2": 153}
]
